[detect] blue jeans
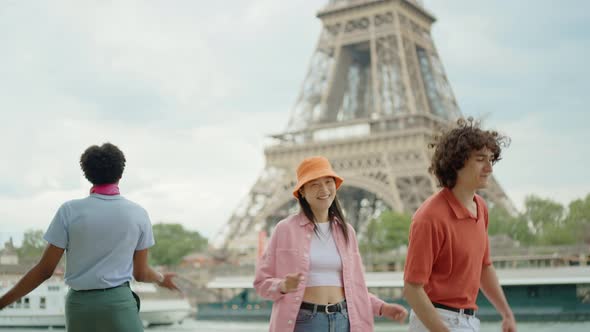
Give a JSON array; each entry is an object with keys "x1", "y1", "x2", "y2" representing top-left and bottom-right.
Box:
[{"x1": 294, "y1": 301, "x2": 350, "y2": 332}]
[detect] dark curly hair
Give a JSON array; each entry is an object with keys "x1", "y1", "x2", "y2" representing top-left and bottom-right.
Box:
[
  {"x1": 80, "y1": 143, "x2": 126, "y2": 185},
  {"x1": 429, "y1": 117, "x2": 510, "y2": 188}
]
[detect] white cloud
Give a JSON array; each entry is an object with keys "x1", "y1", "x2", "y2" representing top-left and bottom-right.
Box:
[
  {"x1": 423, "y1": 0, "x2": 590, "y2": 212},
  {"x1": 490, "y1": 113, "x2": 590, "y2": 211},
  {"x1": 0, "y1": 109, "x2": 283, "y2": 241},
  {"x1": 0, "y1": 0, "x2": 588, "y2": 246},
  {"x1": 2, "y1": 0, "x2": 315, "y2": 245}
]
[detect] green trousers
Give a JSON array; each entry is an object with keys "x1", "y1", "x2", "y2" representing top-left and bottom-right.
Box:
[{"x1": 65, "y1": 284, "x2": 143, "y2": 332}]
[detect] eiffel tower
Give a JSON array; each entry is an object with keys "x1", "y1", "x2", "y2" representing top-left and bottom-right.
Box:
[{"x1": 214, "y1": 0, "x2": 515, "y2": 254}]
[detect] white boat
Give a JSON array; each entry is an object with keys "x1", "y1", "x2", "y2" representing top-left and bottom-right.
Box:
[
  {"x1": 132, "y1": 281, "x2": 195, "y2": 327},
  {"x1": 0, "y1": 280, "x2": 194, "y2": 328}
]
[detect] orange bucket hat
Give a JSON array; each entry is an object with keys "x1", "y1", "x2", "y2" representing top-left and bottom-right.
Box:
[{"x1": 293, "y1": 156, "x2": 344, "y2": 198}]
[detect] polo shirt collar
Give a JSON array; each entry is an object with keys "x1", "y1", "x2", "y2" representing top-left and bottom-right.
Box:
[
  {"x1": 90, "y1": 193, "x2": 123, "y2": 200},
  {"x1": 442, "y1": 187, "x2": 480, "y2": 221}
]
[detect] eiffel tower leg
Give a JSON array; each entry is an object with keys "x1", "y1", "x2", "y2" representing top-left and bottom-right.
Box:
[
  {"x1": 213, "y1": 166, "x2": 294, "y2": 252},
  {"x1": 479, "y1": 177, "x2": 518, "y2": 215}
]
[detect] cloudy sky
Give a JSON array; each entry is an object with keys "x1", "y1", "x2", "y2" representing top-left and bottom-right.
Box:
[{"x1": 1, "y1": 0, "x2": 588, "y2": 245}]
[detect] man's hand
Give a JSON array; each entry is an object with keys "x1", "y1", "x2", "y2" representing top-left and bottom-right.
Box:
[
  {"x1": 381, "y1": 303, "x2": 409, "y2": 323},
  {"x1": 158, "y1": 272, "x2": 180, "y2": 292},
  {"x1": 501, "y1": 314, "x2": 517, "y2": 332},
  {"x1": 280, "y1": 273, "x2": 303, "y2": 293}
]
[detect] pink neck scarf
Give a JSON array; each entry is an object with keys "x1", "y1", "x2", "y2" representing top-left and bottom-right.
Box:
[{"x1": 90, "y1": 183, "x2": 120, "y2": 195}]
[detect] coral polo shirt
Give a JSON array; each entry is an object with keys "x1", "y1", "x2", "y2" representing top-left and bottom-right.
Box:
[{"x1": 404, "y1": 188, "x2": 492, "y2": 309}]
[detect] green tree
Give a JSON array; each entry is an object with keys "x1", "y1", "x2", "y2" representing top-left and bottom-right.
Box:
[
  {"x1": 541, "y1": 222, "x2": 577, "y2": 245},
  {"x1": 17, "y1": 229, "x2": 46, "y2": 262},
  {"x1": 488, "y1": 206, "x2": 513, "y2": 236},
  {"x1": 565, "y1": 194, "x2": 590, "y2": 244},
  {"x1": 359, "y1": 211, "x2": 412, "y2": 257},
  {"x1": 488, "y1": 194, "x2": 590, "y2": 246},
  {"x1": 488, "y1": 207, "x2": 534, "y2": 245},
  {"x1": 521, "y1": 195, "x2": 568, "y2": 244},
  {"x1": 150, "y1": 223, "x2": 208, "y2": 266}
]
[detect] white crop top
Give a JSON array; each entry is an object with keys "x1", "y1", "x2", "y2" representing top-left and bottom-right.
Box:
[{"x1": 307, "y1": 222, "x2": 343, "y2": 287}]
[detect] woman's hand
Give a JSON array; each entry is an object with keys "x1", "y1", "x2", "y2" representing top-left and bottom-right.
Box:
[
  {"x1": 280, "y1": 272, "x2": 304, "y2": 294},
  {"x1": 381, "y1": 303, "x2": 409, "y2": 323}
]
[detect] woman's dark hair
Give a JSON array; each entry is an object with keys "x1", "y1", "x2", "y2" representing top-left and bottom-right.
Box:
[
  {"x1": 298, "y1": 195, "x2": 349, "y2": 243},
  {"x1": 429, "y1": 117, "x2": 510, "y2": 188},
  {"x1": 80, "y1": 143, "x2": 126, "y2": 185}
]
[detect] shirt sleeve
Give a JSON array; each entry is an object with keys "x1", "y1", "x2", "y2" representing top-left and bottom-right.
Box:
[
  {"x1": 403, "y1": 218, "x2": 440, "y2": 285},
  {"x1": 43, "y1": 203, "x2": 70, "y2": 249},
  {"x1": 136, "y1": 208, "x2": 155, "y2": 250},
  {"x1": 253, "y1": 223, "x2": 286, "y2": 301}
]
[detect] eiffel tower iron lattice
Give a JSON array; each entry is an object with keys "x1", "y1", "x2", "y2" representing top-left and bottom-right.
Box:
[{"x1": 213, "y1": 0, "x2": 515, "y2": 254}]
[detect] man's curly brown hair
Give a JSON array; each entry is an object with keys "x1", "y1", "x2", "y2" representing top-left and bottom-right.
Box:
[
  {"x1": 429, "y1": 117, "x2": 510, "y2": 188},
  {"x1": 80, "y1": 143, "x2": 126, "y2": 185}
]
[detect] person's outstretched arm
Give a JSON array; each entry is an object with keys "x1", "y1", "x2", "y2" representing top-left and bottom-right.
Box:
[
  {"x1": 0, "y1": 244, "x2": 64, "y2": 309},
  {"x1": 368, "y1": 292, "x2": 408, "y2": 323},
  {"x1": 480, "y1": 264, "x2": 516, "y2": 332},
  {"x1": 133, "y1": 249, "x2": 178, "y2": 291}
]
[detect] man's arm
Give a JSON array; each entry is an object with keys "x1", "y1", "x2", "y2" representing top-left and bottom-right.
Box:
[
  {"x1": 403, "y1": 281, "x2": 449, "y2": 332},
  {"x1": 133, "y1": 249, "x2": 178, "y2": 291},
  {"x1": 480, "y1": 264, "x2": 516, "y2": 332}
]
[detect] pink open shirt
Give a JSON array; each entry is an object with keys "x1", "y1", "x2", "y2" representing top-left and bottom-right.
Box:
[{"x1": 254, "y1": 213, "x2": 385, "y2": 332}]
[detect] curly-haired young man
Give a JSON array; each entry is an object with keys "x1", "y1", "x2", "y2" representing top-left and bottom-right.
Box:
[{"x1": 403, "y1": 119, "x2": 517, "y2": 332}]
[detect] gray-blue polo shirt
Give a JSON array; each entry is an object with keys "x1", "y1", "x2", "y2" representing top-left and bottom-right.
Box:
[{"x1": 44, "y1": 193, "x2": 155, "y2": 290}]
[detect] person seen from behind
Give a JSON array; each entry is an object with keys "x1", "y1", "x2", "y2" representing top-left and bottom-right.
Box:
[{"x1": 0, "y1": 143, "x2": 178, "y2": 332}]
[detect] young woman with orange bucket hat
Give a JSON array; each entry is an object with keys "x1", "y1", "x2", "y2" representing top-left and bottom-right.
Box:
[{"x1": 254, "y1": 156, "x2": 408, "y2": 332}]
